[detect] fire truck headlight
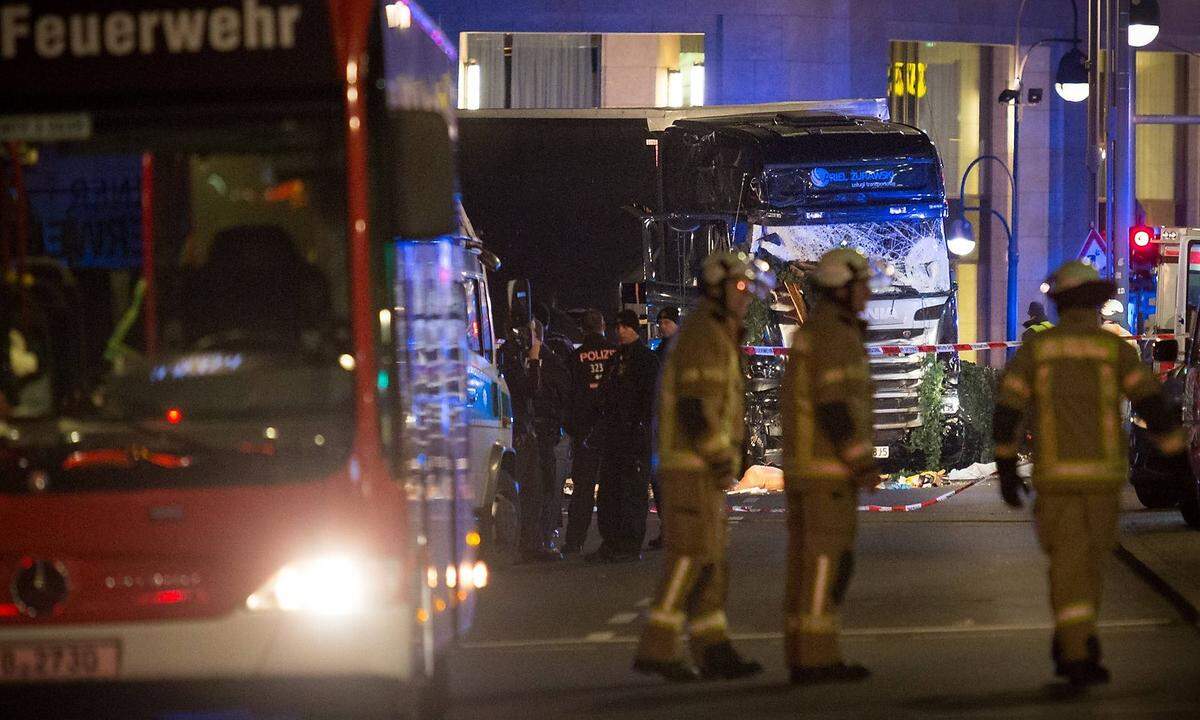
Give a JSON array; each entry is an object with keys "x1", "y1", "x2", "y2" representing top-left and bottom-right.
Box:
[{"x1": 246, "y1": 555, "x2": 401, "y2": 615}]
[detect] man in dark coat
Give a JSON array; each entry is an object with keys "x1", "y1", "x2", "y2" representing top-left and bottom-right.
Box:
[
  {"x1": 501, "y1": 318, "x2": 571, "y2": 562},
  {"x1": 587, "y1": 310, "x2": 659, "y2": 563}
]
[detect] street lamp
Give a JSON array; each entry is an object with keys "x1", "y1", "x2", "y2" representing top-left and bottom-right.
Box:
[
  {"x1": 947, "y1": 219, "x2": 977, "y2": 257},
  {"x1": 1055, "y1": 46, "x2": 1090, "y2": 102},
  {"x1": 1128, "y1": 0, "x2": 1161, "y2": 48},
  {"x1": 949, "y1": 155, "x2": 1016, "y2": 339}
]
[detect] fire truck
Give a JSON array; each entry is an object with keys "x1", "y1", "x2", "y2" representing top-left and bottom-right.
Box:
[{"x1": 0, "y1": 1, "x2": 514, "y2": 715}]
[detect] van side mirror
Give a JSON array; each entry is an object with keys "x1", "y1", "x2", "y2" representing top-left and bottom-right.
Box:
[{"x1": 1153, "y1": 339, "x2": 1179, "y2": 363}]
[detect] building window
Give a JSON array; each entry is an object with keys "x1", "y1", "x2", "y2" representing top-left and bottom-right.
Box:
[
  {"x1": 459, "y1": 32, "x2": 704, "y2": 109},
  {"x1": 1136, "y1": 51, "x2": 1193, "y2": 227},
  {"x1": 889, "y1": 41, "x2": 987, "y2": 202}
]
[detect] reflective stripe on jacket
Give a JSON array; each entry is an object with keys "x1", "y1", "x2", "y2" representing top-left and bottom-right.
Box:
[{"x1": 781, "y1": 301, "x2": 873, "y2": 489}]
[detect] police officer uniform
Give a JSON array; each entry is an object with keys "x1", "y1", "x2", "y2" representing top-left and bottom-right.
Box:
[
  {"x1": 633, "y1": 251, "x2": 771, "y2": 682},
  {"x1": 563, "y1": 325, "x2": 617, "y2": 553},
  {"x1": 780, "y1": 247, "x2": 879, "y2": 684},
  {"x1": 994, "y1": 261, "x2": 1186, "y2": 687},
  {"x1": 589, "y1": 311, "x2": 658, "y2": 561}
]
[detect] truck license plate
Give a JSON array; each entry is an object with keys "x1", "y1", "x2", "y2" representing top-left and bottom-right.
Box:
[
  {"x1": 0, "y1": 640, "x2": 120, "y2": 682},
  {"x1": 873, "y1": 446, "x2": 890, "y2": 459}
]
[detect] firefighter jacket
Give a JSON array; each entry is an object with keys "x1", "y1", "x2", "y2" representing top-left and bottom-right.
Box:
[
  {"x1": 780, "y1": 300, "x2": 874, "y2": 491},
  {"x1": 592, "y1": 339, "x2": 659, "y2": 454},
  {"x1": 566, "y1": 332, "x2": 617, "y2": 438},
  {"x1": 656, "y1": 298, "x2": 744, "y2": 475},
  {"x1": 995, "y1": 308, "x2": 1185, "y2": 493},
  {"x1": 655, "y1": 299, "x2": 743, "y2": 559}
]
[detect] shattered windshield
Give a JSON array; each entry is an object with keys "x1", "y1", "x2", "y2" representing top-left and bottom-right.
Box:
[{"x1": 754, "y1": 218, "x2": 951, "y2": 295}]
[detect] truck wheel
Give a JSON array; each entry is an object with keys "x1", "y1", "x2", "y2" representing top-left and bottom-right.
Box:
[
  {"x1": 1180, "y1": 477, "x2": 1200, "y2": 529},
  {"x1": 1132, "y1": 478, "x2": 1180, "y2": 509}
]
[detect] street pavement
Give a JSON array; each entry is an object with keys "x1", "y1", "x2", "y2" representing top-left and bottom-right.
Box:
[{"x1": 451, "y1": 481, "x2": 1200, "y2": 719}]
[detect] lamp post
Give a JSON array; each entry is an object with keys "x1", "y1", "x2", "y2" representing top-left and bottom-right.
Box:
[
  {"x1": 992, "y1": 0, "x2": 1089, "y2": 341},
  {"x1": 948, "y1": 156, "x2": 1017, "y2": 340}
]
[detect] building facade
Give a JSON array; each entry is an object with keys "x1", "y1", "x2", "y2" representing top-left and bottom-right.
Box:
[{"x1": 426, "y1": 0, "x2": 1200, "y2": 358}]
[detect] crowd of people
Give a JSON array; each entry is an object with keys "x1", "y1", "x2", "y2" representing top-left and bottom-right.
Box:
[{"x1": 499, "y1": 247, "x2": 1189, "y2": 690}]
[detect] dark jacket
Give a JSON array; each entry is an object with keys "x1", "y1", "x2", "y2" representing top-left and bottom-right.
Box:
[
  {"x1": 501, "y1": 340, "x2": 570, "y2": 441},
  {"x1": 567, "y1": 332, "x2": 617, "y2": 438},
  {"x1": 653, "y1": 335, "x2": 674, "y2": 367},
  {"x1": 593, "y1": 339, "x2": 659, "y2": 453}
]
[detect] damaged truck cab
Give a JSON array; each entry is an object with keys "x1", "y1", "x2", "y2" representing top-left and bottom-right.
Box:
[{"x1": 647, "y1": 105, "x2": 961, "y2": 469}]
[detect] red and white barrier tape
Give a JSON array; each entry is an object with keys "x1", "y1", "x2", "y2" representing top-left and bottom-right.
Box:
[
  {"x1": 856, "y1": 479, "x2": 981, "y2": 512},
  {"x1": 742, "y1": 333, "x2": 1184, "y2": 358}
]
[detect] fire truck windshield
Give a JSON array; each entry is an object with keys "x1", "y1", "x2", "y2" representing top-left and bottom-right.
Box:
[{"x1": 2, "y1": 114, "x2": 351, "y2": 433}]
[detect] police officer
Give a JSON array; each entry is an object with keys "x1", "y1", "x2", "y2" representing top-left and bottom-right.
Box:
[
  {"x1": 780, "y1": 247, "x2": 879, "y2": 684},
  {"x1": 653, "y1": 306, "x2": 680, "y2": 364},
  {"x1": 562, "y1": 309, "x2": 617, "y2": 555},
  {"x1": 648, "y1": 306, "x2": 680, "y2": 550},
  {"x1": 633, "y1": 250, "x2": 772, "y2": 682},
  {"x1": 502, "y1": 318, "x2": 572, "y2": 563},
  {"x1": 1021, "y1": 301, "x2": 1054, "y2": 341},
  {"x1": 587, "y1": 309, "x2": 659, "y2": 563},
  {"x1": 994, "y1": 261, "x2": 1186, "y2": 686}
]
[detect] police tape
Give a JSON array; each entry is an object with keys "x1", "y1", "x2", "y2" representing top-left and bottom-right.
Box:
[
  {"x1": 741, "y1": 333, "x2": 1184, "y2": 358},
  {"x1": 856, "y1": 479, "x2": 981, "y2": 512}
]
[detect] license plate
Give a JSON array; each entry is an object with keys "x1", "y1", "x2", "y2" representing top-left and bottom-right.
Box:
[
  {"x1": 873, "y1": 446, "x2": 890, "y2": 459},
  {"x1": 0, "y1": 640, "x2": 120, "y2": 682}
]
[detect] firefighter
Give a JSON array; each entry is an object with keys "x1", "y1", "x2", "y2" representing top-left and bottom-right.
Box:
[
  {"x1": 562, "y1": 309, "x2": 617, "y2": 555},
  {"x1": 780, "y1": 247, "x2": 880, "y2": 684},
  {"x1": 994, "y1": 260, "x2": 1187, "y2": 686},
  {"x1": 633, "y1": 250, "x2": 772, "y2": 682},
  {"x1": 1100, "y1": 299, "x2": 1137, "y2": 348},
  {"x1": 587, "y1": 309, "x2": 658, "y2": 563}
]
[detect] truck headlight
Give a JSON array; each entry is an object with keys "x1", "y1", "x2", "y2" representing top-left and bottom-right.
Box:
[
  {"x1": 941, "y1": 392, "x2": 960, "y2": 415},
  {"x1": 246, "y1": 555, "x2": 402, "y2": 615}
]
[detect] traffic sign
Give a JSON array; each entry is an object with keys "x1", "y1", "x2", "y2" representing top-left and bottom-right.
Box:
[{"x1": 1078, "y1": 228, "x2": 1109, "y2": 274}]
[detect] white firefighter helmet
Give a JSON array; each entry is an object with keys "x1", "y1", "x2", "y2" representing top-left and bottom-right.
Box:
[
  {"x1": 700, "y1": 250, "x2": 776, "y2": 300},
  {"x1": 815, "y1": 247, "x2": 894, "y2": 291},
  {"x1": 1100, "y1": 299, "x2": 1124, "y2": 319}
]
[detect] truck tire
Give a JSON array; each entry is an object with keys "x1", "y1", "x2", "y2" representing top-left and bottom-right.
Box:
[
  {"x1": 1180, "y1": 476, "x2": 1200, "y2": 529},
  {"x1": 1132, "y1": 479, "x2": 1180, "y2": 509},
  {"x1": 1130, "y1": 466, "x2": 1180, "y2": 509}
]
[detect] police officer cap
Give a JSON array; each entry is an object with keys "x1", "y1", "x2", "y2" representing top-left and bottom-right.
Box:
[
  {"x1": 1045, "y1": 260, "x2": 1115, "y2": 306},
  {"x1": 699, "y1": 250, "x2": 776, "y2": 300}
]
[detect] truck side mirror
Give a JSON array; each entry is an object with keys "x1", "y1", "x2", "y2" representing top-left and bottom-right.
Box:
[{"x1": 1153, "y1": 339, "x2": 1179, "y2": 363}]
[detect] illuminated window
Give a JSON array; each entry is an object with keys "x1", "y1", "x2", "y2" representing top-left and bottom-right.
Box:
[{"x1": 459, "y1": 32, "x2": 704, "y2": 109}]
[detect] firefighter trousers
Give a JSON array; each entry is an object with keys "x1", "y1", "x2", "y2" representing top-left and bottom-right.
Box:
[
  {"x1": 635, "y1": 551, "x2": 730, "y2": 665},
  {"x1": 784, "y1": 487, "x2": 857, "y2": 669},
  {"x1": 1034, "y1": 491, "x2": 1120, "y2": 663}
]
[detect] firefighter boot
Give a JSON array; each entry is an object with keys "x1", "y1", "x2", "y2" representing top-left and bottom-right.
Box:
[
  {"x1": 698, "y1": 641, "x2": 763, "y2": 681},
  {"x1": 1063, "y1": 636, "x2": 1110, "y2": 687},
  {"x1": 632, "y1": 657, "x2": 701, "y2": 683}
]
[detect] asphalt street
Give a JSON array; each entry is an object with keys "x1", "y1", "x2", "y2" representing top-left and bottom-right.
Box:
[{"x1": 451, "y1": 481, "x2": 1200, "y2": 719}]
